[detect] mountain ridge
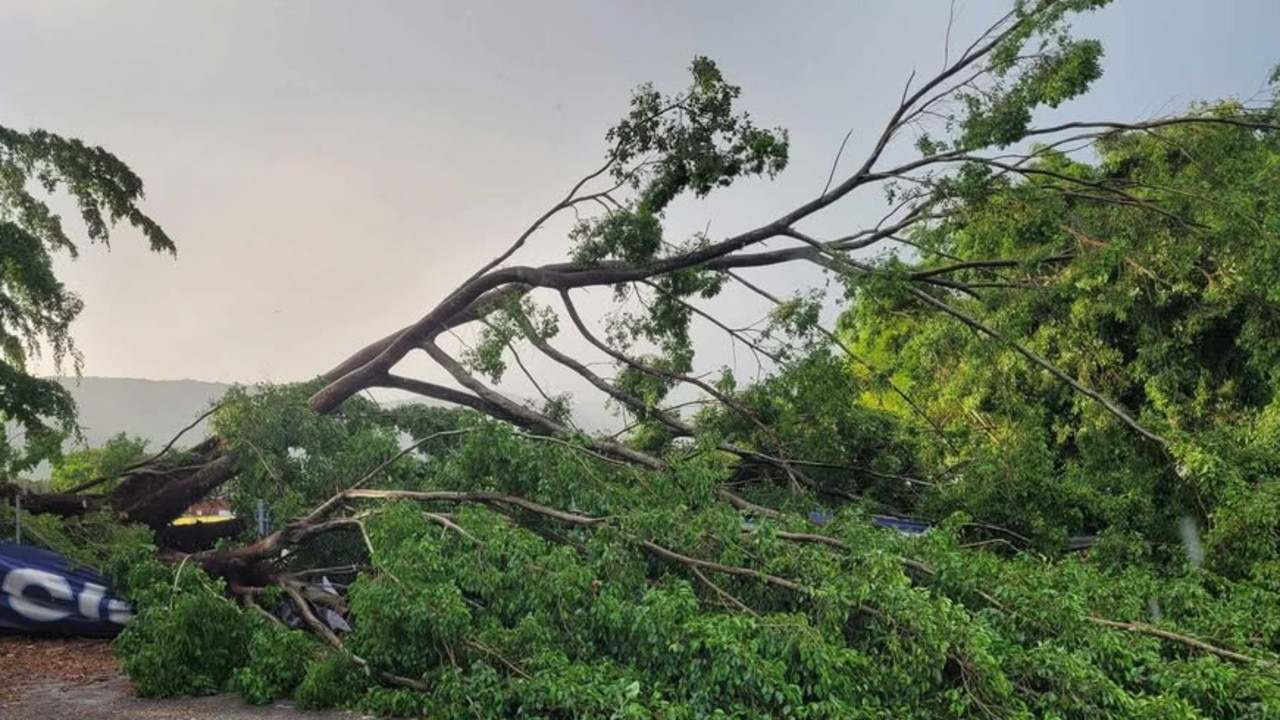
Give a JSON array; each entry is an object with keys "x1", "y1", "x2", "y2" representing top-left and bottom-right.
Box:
[
  {"x1": 21, "y1": 377, "x2": 615, "y2": 472},
  {"x1": 53, "y1": 376, "x2": 236, "y2": 449},
  {"x1": 48, "y1": 377, "x2": 465, "y2": 450}
]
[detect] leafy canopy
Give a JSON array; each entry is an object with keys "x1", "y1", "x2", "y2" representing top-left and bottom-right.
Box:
[
  {"x1": 0, "y1": 125, "x2": 174, "y2": 476},
  {"x1": 48, "y1": 432, "x2": 150, "y2": 493},
  {"x1": 843, "y1": 91, "x2": 1280, "y2": 572}
]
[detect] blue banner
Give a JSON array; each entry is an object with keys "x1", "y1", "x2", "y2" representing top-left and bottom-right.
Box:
[{"x1": 0, "y1": 542, "x2": 134, "y2": 637}]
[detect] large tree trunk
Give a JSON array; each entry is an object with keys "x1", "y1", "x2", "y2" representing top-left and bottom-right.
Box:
[{"x1": 2, "y1": 437, "x2": 240, "y2": 536}]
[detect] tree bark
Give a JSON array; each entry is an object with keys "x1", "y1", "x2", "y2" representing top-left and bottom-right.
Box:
[{"x1": 2, "y1": 437, "x2": 241, "y2": 533}]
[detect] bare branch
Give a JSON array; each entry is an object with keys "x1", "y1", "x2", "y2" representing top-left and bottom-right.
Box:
[
  {"x1": 558, "y1": 288, "x2": 812, "y2": 490},
  {"x1": 690, "y1": 565, "x2": 758, "y2": 616},
  {"x1": 481, "y1": 317, "x2": 576, "y2": 430},
  {"x1": 344, "y1": 489, "x2": 605, "y2": 527},
  {"x1": 639, "y1": 279, "x2": 782, "y2": 365},
  {"x1": 822, "y1": 127, "x2": 856, "y2": 196},
  {"x1": 462, "y1": 156, "x2": 617, "y2": 286},
  {"x1": 908, "y1": 254, "x2": 1074, "y2": 281},
  {"x1": 511, "y1": 309, "x2": 696, "y2": 437},
  {"x1": 422, "y1": 340, "x2": 664, "y2": 468},
  {"x1": 1086, "y1": 617, "x2": 1277, "y2": 669},
  {"x1": 305, "y1": 428, "x2": 474, "y2": 522},
  {"x1": 320, "y1": 284, "x2": 532, "y2": 385}
]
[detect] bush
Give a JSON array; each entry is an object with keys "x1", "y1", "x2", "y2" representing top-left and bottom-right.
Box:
[
  {"x1": 228, "y1": 618, "x2": 324, "y2": 705},
  {"x1": 112, "y1": 579, "x2": 253, "y2": 697}
]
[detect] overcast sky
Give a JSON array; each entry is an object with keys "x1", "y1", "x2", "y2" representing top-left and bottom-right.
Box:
[{"x1": 1, "y1": 1, "x2": 1276, "y2": 420}]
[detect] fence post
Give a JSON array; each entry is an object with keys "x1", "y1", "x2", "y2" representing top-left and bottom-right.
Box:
[{"x1": 14, "y1": 494, "x2": 20, "y2": 544}]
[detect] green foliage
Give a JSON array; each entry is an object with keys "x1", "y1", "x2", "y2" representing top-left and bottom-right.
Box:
[
  {"x1": 292, "y1": 652, "x2": 372, "y2": 711},
  {"x1": 212, "y1": 381, "x2": 469, "y2": 518},
  {"x1": 0, "y1": 508, "x2": 153, "y2": 585},
  {"x1": 47, "y1": 432, "x2": 150, "y2": 493},
  {"x1": 957, "y1": 0, "x2": 1110, "y2": 149},
  {"x1": 697, "y1": 349, "x2": 924, "y2": 511},
  {"x1": 843, "y1": 93, "x2": 1280, "y2": 566},
  {"x1": 464, "y1": 295, "x2": 559, "y2": 385},
  {"x1": 228, "y1": 618, "x2": 325, "y2": 705},
  {"x1": 572, "y1": 208, "x2": 668, "y2": 267},
  {"x1": 212, "y1": 381, "x2": 402, "y2": 522},
  {"x1": 104, "y1": 531, "x2": 308, "y2": 700},
  {"x1": 112, "y1": 564, "x2": 255, "y2": 698},
  {"x1": 111, "y1": 420, "x2": 1280, "y2": 717},
  {"x1": 0, "y1": 125, "x2": 174, "y2": 476},
  {"x1": 101, "y1": 5, "x2": 1280, "y2": 717},
  {"x1": 208, "y1": 380, "x2": 475, "y2": 573},
  {"x1": 603, "y1": 55, "x2": 789, "y2": 216},
  {"x1": 561, "y1": 54, "x2": 787, "y2": 411}
]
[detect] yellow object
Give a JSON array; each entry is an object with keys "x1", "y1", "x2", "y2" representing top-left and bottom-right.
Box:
[{"x1": 170, "y1": 515, "x2": 236, "y2": 526}]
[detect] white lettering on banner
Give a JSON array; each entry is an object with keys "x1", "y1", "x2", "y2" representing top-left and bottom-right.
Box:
[
  {"x1": 0, "y1": 568, "x2": 134, "y2": 625},
  {"x1": 2, "y1": 568, "x2": 73, "y2": 622},
  {"x1": 108, "y1": 599, "x2": 135, "y2": 624},
  {"x1": 78, "y1": 582, "x2": 106, "y2": 620}
]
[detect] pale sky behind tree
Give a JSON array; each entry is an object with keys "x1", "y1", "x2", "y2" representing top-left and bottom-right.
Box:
[{"x1": 1, "y1": 0, "x2": 1276, "y2": 423}]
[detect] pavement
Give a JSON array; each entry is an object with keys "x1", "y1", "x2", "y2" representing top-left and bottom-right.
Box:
[
  {"x1": 0, "y1": 635, "x2": 365, "y2": 720},
  {"x1": 4, "y1": 677, "x2": 363, "y2": 720}
]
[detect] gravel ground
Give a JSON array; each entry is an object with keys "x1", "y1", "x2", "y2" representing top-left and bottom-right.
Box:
[{"x1": 0, "y1": 635, "x2": 368, "y2": 720}]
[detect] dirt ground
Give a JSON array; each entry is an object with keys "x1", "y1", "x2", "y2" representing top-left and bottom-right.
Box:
[{"x1": 0, "y1": 635, "x2": 368, "y2": 719}]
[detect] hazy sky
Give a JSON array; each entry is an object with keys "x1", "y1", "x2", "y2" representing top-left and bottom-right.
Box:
[{"x1": 1, "y1": 1, "x2": 1276, "y2": 416}]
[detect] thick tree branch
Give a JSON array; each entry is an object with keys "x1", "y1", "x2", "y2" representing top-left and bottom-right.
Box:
[
  {"x1": 319, "y1": 284, "x2": 533, "y2": 385},
  {"x1": 63, "y1": 402, "x2": 226, "y2": 495},
  {"x1": 376, "y1": 374, "x2": 528, "y2": 426}
]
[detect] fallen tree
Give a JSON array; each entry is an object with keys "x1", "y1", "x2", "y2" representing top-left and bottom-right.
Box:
[
  {"x1": 6, "y1": 0, "x2": 1280, "y2": 716},
  {"x1": 102, "y1": 410, "x2": 1280, "y2": 718}
]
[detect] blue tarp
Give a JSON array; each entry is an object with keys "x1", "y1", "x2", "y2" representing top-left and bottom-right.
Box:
[
  {"x1": 869, "y1": 515, "x2": 932, "y2": 535},
  {"x1": 807, "y1": 511, "x2": 932, "y2": 535},
  {"x1": 805, "y1": 512, "x2": 1099, "y2": 550},
  {"x1": 0, "y1": 542, "x2": 134, "y2": 637}
]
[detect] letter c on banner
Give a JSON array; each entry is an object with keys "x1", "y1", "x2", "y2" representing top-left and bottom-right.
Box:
[{"x1": 2, "y1": 568, "x2": 74, "y2": 622}]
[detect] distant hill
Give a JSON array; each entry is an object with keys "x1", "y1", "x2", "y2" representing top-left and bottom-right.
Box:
[
  {"x1": 48, "y1": 377, "x2": 474, "y2": 450},
  {"x1": 15, "y1": 375, "x2": 617, "y2": 474},
  {"x1": 54, "y1": 377, "x2": 234, "y2": 449},
  {"x1": 0, "y1": 377, "x2": 237, "y2": 482}
]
